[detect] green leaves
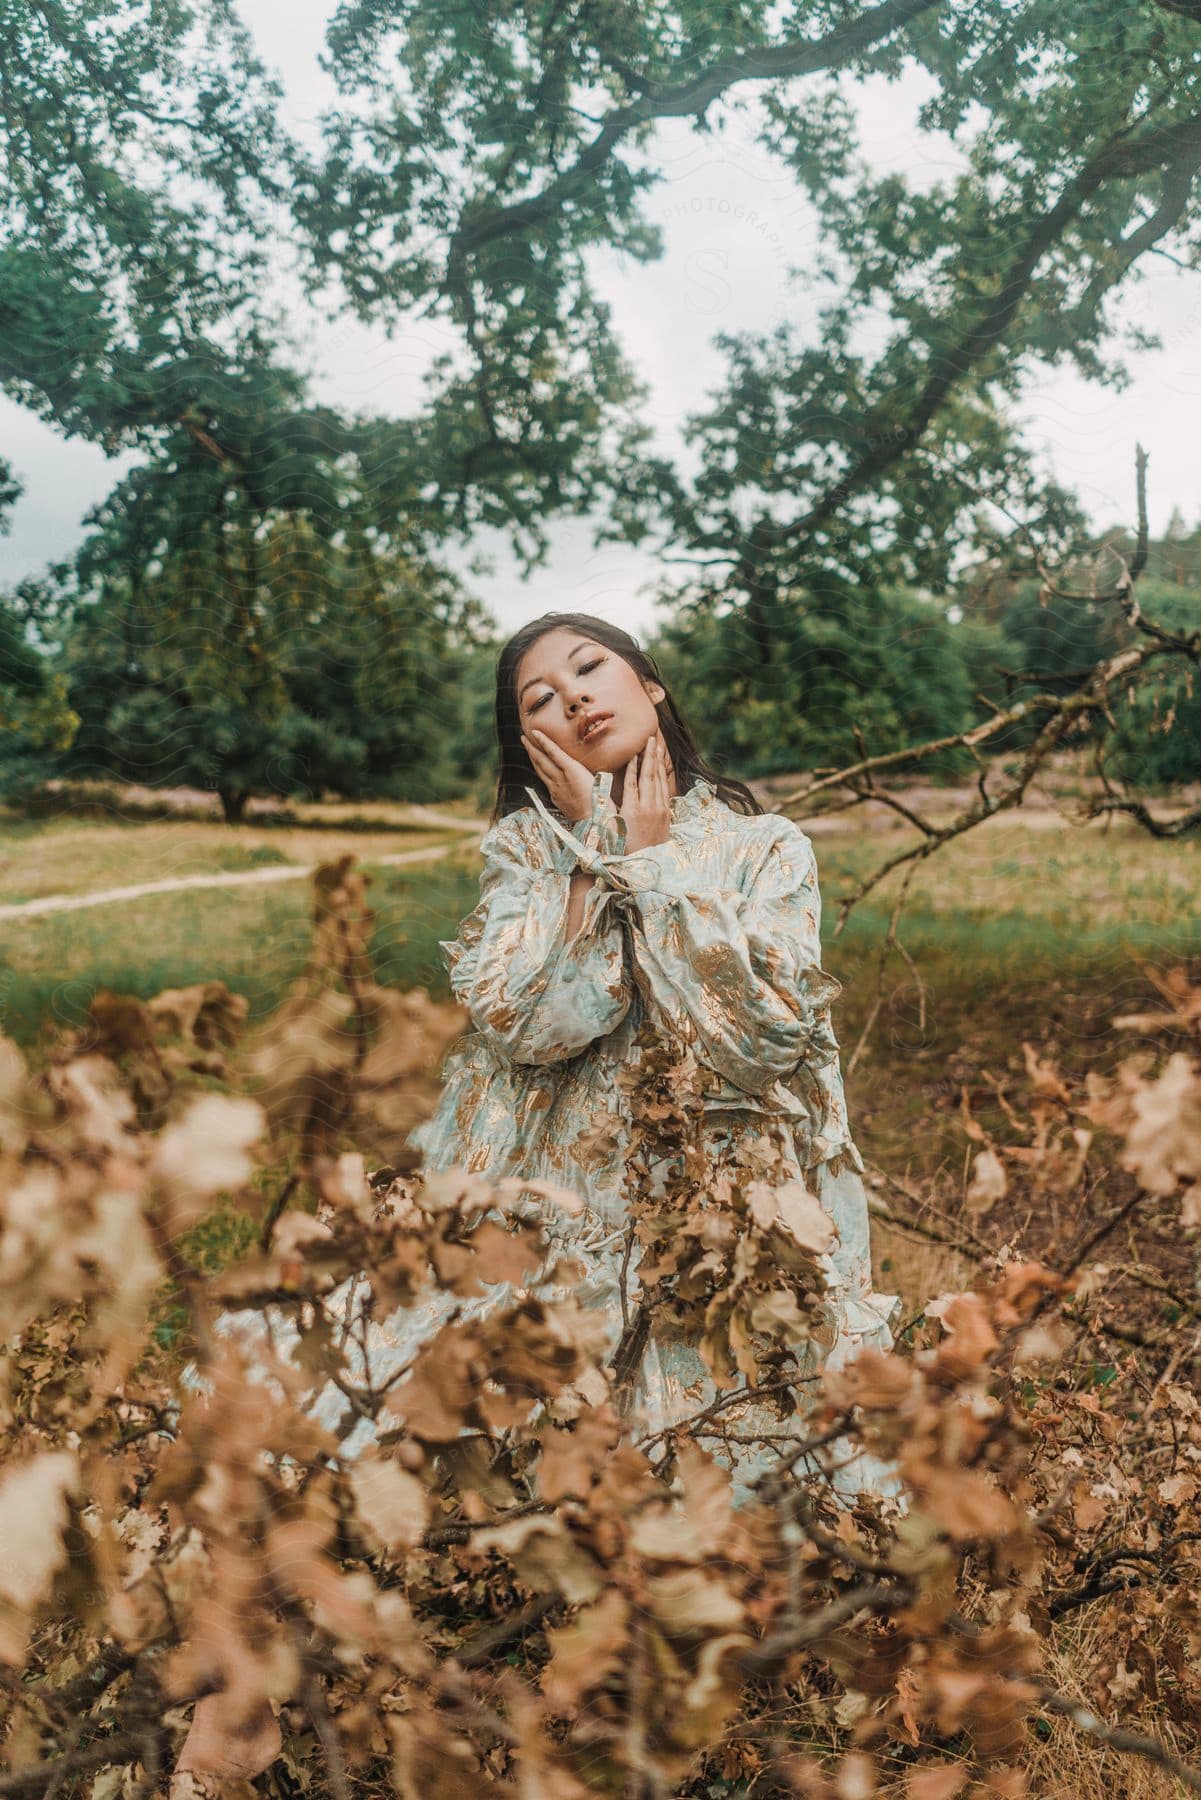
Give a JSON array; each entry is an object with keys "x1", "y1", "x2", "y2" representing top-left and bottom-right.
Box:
[{"x1": 0, "y1": 0, "x2": 288, "y2": 449}]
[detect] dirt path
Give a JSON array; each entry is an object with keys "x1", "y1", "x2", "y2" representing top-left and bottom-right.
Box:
[
  {"x1": 0, "y1": 836, "x2": 482, "y2": 922},
  {"x1": 4, "y1": 782, "x2": 1179, "y2": 922},
  {"x1": 404, "y1": 805, "x2": 490, "y2": 832}
]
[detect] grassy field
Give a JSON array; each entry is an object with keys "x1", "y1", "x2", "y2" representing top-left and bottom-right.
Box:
[
  {"x1": 4, "y1": 804, "x2": 1197, "y2": 1313},
  {"x1": 819, "y1": 817, "x2": 1201, "y2": 1145},
  {"x1": 804, "y1": 814, "x2": 1201, "y2": 1326},
  {"x1": 0, "y1": 813, "x2": 455, "y2": 905},
  {"x1": 0, "y1": 833, "x2": 482, "y2": 1050}
]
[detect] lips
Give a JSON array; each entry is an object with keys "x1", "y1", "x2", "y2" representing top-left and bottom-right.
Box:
[{"x1": 578, "y1": 712, "x2": 614, "y2": 743}]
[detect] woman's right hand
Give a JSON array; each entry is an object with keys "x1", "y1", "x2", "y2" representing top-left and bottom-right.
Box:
[{"x1": 521, "y1": 727, "x2": 606, "y2": 823}]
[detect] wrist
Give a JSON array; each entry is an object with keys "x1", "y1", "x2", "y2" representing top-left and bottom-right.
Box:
[{"x1": 623, "y1": 827, "x2": 672, "y2": 854}]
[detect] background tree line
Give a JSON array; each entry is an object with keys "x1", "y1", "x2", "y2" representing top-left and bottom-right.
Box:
[
  {"x1": 4, "y1": 510, "x2": 1199, "y2": 815},
  {"x1": 2, "y1": 0, "x2": 1201, "y2": 820}
]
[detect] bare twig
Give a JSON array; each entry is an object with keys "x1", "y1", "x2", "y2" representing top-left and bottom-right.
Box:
[
  {"x1": 1085, "y1": 797, "x2": 1201, "y2": 838},
  {"x1": 737, "y1": 1583, "x2": 911, "y2": 1677},
  {"x1": 0, "y1": 1735, "x2": 149, "y2": 1798},
  {"x1": 1034, "y1": 1682, "x2": 1201, "y2": 1793},
  {"x1": 455, "y1": 1594, "x2": 561, "y2": 1668}
]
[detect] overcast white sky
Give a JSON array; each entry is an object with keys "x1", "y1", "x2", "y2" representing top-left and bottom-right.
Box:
[{"x1": 2, "y1": 3, "x2": 1198, "y2": 643}]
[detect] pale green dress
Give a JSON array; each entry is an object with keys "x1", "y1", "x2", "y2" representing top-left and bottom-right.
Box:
[
  {"x1": 210, "y1": 772, "x2": 900, "y2": 1504},
  {"x1": 403, "y1": 771, "x2": 899, "y2": 1501}
]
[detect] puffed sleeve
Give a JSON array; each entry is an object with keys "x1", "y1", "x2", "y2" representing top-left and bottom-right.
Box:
[
  {"x1": 618, "y1": 820, "x2": 844, "y2": 1097},
  {"x1": 523, "y1": 783, "x2": 843, "y2": 1099},
  {"x1": 439, "y1": 804, "x2": 633, "y2": 1066}
]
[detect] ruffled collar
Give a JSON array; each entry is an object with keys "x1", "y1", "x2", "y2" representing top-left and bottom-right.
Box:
[
  {"x1": 523, "y1": 769, "x2": 720, "y2": 866},
  {"x1": 672, "y1": 776, "x2": 717, "y2": 815}
]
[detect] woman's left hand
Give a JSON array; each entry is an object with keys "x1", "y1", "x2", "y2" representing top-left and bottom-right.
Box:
[{"x1": 620, "y1": 729, "x2": 675, "y2": 853}]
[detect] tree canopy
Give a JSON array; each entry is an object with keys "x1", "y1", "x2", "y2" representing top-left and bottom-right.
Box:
[
  {"x1": 294, "y1": 0, "x2": 1201, "y2": 616},
  {"x1": 3, "y1": 0, "x2": 1201, "y2": 815}
]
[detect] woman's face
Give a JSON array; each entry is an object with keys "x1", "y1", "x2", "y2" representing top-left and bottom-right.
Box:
[{"x1": 514, "y1": 627, "x2": 665, "y2": 775}]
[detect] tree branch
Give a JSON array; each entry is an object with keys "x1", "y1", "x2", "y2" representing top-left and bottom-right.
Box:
[
  {"x1": 443, "y1": 0, "x2": 942, "y2": 274},
  {"x1": 773, "y1": 111, "x2": 1201, "y2": 548},
  {"x1": 755, "y1": 542, "x2": 1200, "y2": 934},
  {"x1": 1085, "y1": 798, "x2": 1201, "y2": 838},
  {"x1": 736, "y1": 1583, "x2": 911, "y2": 1677},
  {"x1": 1034, "y1": 1682, "x2": 1201, "y2": 1793}
]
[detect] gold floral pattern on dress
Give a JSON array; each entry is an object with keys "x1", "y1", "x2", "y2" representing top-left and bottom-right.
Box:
[
  {"x1": 401, "y1": 770, "x2": 901, "y2": 1502},
  {"x1": 204, "y1": 772, "x2": 900, "y2": 1507}
]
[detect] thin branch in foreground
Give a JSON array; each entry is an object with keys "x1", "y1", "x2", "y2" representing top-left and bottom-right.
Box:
[
  {"x1": 1085, "y1": 797, "x2": 1201, "y2": 838},
  {"x1": 299, "y1": 1668, "x2": 352, "y2": 1800},
  {"x1": 455, "y1": 1594, "x2": 561, "y2": 1668},
  {"x1": 0, "y1": 1734, "x2": 149, "y2": 1798},
  {"x1": 1034, "y1": 1682, "x2": 1201, "y2": 1795},
  {"x1": 947, "y1": 1614, "x2": 1201, "y2": 1791},
  {"x1": 735, "y1": 1582, "x2": 912, "y2": 1677}
]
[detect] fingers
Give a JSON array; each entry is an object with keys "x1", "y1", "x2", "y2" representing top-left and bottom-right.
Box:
[
  {"x1": 619, "y1": 734, "x2": 673, "y2": 849},
  {"x1": 654, "y1": 734, "x2": 669, "y2": 803},
  {"x1": 626, "y1": 732, "x2": 670, "y2": 807},
  {"x1": 521, "y1": 732, "x2": 563, "y2": 809},
  {"x1": 522, "y1": 728, "x2": 569, "y2": 780},
  {"x1": 628, "y1": 735, "x2": 664, "y2": 809},
  {"x1": 647, "y1": 731, "x2": 666, "y2": 789},
  {"x1": 522, "y1": 728, "x2": 556, "y2": 767},
  {"x1": 520, "y1": 736, "x2": 549, "y2": 789}
]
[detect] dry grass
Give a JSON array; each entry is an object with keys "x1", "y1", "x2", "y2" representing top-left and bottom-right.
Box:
[
  {"x1": 867, "y1": 1216, "x2": 975, "y2": 1328},
  {"x1": 1022, "y1": 1617, "x2": 1196, "y2": 1799},
  {"x1": 821, "y1": 812, "x2": 1201, "y2": 946},
  {"x1": 5, "y1": 784, "x2": 1196, "y2": 1795},
  {"x1": 0, "y1": 816, "x2": 456, "y2": 905}
]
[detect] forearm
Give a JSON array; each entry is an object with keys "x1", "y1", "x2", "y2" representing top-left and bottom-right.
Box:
[
  {"x1": 455, "y1": 868, "x2": 629, "y2": 1060},
  {"x1": 443, "y1": 807, "x2": 633, "y2": 1065},
  {"x1": 565, "y1": 868, "x2": 598, "y2": 940}
]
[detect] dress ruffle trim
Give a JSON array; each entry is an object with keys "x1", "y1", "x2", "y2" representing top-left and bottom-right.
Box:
[
  {"x1": 522, "y1": 770, "x2": 719, "y2": 886},
  {"x1": 826, "y1": 1290, "x2": 903, "y2": 1361}
]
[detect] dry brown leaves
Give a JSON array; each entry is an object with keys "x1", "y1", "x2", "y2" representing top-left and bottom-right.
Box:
[{"x1": 1, "y1": 872, "x2": 1199, "y2": 1797}]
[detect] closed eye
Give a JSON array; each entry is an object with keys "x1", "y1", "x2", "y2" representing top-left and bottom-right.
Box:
[{"x1": 529, "y1": 657, "x2": 604, "y2": 711}]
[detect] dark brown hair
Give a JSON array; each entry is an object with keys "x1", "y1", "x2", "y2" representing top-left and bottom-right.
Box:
[{"x1": 492, "y1": 612, "x2": 763, "y2": 824}]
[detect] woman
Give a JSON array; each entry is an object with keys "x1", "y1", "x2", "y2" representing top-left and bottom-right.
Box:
[
  {"x1": 399, "y1": 613, "x2": 899, "y2": 1497},
  {"x1": 207, "y1": 611, "x2": 898, "y2": 1487},
  {"x1": 174, "y1": 611, "x2": 899, "y2": 1788}
]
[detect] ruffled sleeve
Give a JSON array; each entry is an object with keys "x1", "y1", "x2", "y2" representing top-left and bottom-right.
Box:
[
  {"x1": 619, "y1": 820, "x2": 844, "y2": 1098},
  {"x1": 438, "y1": 804, "x2": 632, "y2": 1067},
  {"x1": 523, "y1": 780, "x2": 843, "y2": 1100}
]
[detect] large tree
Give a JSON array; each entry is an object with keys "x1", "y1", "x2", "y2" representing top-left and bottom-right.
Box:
[
  {"x1": 0, "y1": 1, "x2": 504, "y2": 811},
  {"x1": 0, "y1": 0, "x2": 291, "y2": 446},
  {"x1": 8, "y1": 1, "x2": 1201, "y2": 604},
  {"x1": 52, "y1": 455, "x2": 493, "y2": 818},
  {"x1": 294, "y1": 1, "x2": 1201, "y2": 619},
  {"x1": 0, "y1": 1, "x2": 454, "y2": 602}
]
